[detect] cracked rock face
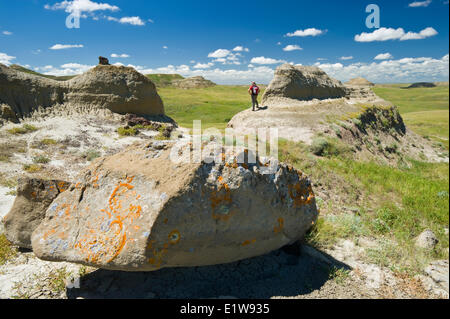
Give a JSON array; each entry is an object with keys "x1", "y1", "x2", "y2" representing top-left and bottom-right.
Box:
[
  {"x1": 3, "y1": 178, "x2": 71, "y2": 249},
  {"x1": 31, "y1": 141, "x2": 318, "y2": 271}
]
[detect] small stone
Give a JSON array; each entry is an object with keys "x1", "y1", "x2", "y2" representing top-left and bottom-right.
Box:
[{"x1": 415, "y1": 229, "x2": 439, "y2": 250}]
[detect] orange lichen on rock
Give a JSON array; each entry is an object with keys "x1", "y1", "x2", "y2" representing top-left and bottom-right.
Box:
[
  {"x1": 288, "y1": 183, "x2": 315, "y2": 208},
  {"x1": 274, "y1": 217, "x2": 284, "y2": 233},
  {"x1": 147, "y1": 230, "x2": 181, "y2": 268},
  {"x1": 241, "y1": 239, "x2": 256, "y2": 246},
  {"x1": 211, "y1": 176, "x2": 234, "y2": 221},
  {"x1": 73, "y1": 175, "x2": 142, "y2": 265}
]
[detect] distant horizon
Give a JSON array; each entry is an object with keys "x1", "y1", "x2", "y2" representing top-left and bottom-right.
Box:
[{"x1": 4, "y1": 61, "x2": 448, "y2": 87}]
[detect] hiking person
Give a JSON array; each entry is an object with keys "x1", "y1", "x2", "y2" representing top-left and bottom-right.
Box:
[{"x1": 248, "y1": 81, "x2": 260, "y2": 111}]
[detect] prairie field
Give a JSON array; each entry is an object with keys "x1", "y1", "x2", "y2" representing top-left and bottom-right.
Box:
[{"x1": 159, "y1": 83, "x2": 449, "y2": 274}]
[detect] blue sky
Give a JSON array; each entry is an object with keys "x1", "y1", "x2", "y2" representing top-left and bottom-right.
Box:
[{"x1": 0, "y1": 0, "x2": 449, "y2": 84}]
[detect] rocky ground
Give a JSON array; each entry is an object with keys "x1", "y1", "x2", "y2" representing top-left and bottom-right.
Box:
[
  {"x1": 0, "y1": 115, "x2": 448, "y2": 299},
  {"x1": 1, "y1": 237, "x2": 447, "y2": 299}
]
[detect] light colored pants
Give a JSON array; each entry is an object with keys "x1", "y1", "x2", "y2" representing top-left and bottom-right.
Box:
[{"x1": 251, "y1": 95, "x2": 259, "y2": 110}]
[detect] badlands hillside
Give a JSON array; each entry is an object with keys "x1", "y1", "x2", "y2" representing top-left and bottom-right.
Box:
[{"x1": 0, "y1": 61, "x2": 448, "y2": 299}]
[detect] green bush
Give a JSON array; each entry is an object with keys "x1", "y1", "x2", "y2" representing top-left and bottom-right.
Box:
[
  {"x1": 83, "y1": 149, "x2": 101, "y2": 162},
  {"x1": 7, "y1": 124, "x2": 38, "y2": 135},
  {"x1": 117, "y1": 127, "x2": 138, "y2": 137},
  {"x1": 32, "y1": 155, "x2": 50, "y2": 164},
  {"x1": 310, "y1": 137, "x2": 344, "y2": 157}
]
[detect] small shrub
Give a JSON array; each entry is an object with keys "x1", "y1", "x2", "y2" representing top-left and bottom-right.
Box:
[
  {"x1": 117, "y1": 127, "x2": 138, "y2": 137},
  {"x1": 0, "y1": 174, "x2": 17, "y2": 189},
  {"x1": 83, "y1": 149, "x2": 101, "y2": 162},
  {"x1": 352, "y1": 118, "x2": 363, "y2": 129},
  {"x1": 7, "y1": 124, "x2": 38, "y2": 135},
  {"x1": 40, "y1": 138, "x2": 57, "y2": 145},
  {"x1": 310, "y1": 137, "x2": 344, "y2": 157},
  {"x1": 32, "y1": 155, "x2": 50, "y2": 164},
  {"x1": 328, "y1": 266, "x2": 351, "y2": 285},
  {"x1": 0, "y1": 234, "x2": 17, "y2": 265},
  {"x1": 23, "y1": 164, "x2": 41, "y2": 173},
  {"x1": 385, "y1": 142, "x2": 399, "y2": 154}
]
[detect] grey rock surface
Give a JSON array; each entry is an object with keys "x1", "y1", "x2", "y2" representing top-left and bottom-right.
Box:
[
  {"x1": 3, "y1": 178, "x2": 70, "y2": 249},
  {"x1": 31, "y1": 141, "x2": 318, "y2": 271},
  {"x1": 415, "y1": 229, "x2": 439, "y2": 249}
]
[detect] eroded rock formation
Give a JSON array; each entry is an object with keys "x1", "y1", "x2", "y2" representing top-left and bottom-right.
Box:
[{"x1": 0, "y1": 63, "x2": 164, "y2": 119}]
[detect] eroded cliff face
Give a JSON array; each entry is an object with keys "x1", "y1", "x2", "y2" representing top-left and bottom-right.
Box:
[{"x1": 0, "y1": 64, "x2": 165, "y2": 119}]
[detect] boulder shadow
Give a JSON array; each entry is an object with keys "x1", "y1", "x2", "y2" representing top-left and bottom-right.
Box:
[{"x1": 67, "y1": 245, "x2": 350, "y2": 299}]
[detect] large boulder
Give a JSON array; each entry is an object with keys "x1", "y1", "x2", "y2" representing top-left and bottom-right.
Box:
[
  {"x1": 3, "y1": 178, "x2": 71, "y2": 249},
  {"x1": 0, "y1": 63, "x2": 165, "y2": 119},
  {"x1": 31, "y1": 141, "x2": 318, "y2": 271},
  {"x1": 261, "y1": 64, "x2": 347, "y2": 105},
  {"x1": 172, "y1": 76, "x2": 216, "y2": 89}
]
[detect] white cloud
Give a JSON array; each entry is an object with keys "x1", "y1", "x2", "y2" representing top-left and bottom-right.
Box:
[
  {"x1": 340, "y1": 56, "x2": 354, "y2": 60},
  {"x1": 44, "y1": 0, "x2": 119, "y2": 13},
  {"x1": 374, "y1": 53, "x2": 394, "y2": 60},
  {"x1": 35, "y1": 63, "x2": 94, "y2": 76},
  {"x1": 162, "y1": 46, "x2": 168, "y2": 49},
  {"x1": 49, "y1": 44, "x2": 84, "y2": 50},
  {"x1": 314, "y1": 54, "x2": 449, "y2": 83},
  {"x1": 111, "y1": 53, "x2": 130, "y2": 58},
  {"x1": 119, "y1": 16, "x2": 145, "y2": 26},
  {"x1": 131, "y1": 64, "x2": 275, "y2": 85},
  {"x1": 0, "y1": 52, "x2": 16, "y2": 65},
  {"x1": 233, "y1": 46, "x2": 249, "y2": 52},
  {"x1": 208, "y1": 49, "x2": 231, "y2": 58},
  {"x1": 283, "y1": 45, "x2": 303, "y2": 52},
  {"x1": 2, "y1": 31, "x2": 12, "y2": 36},
  {"x1": 193, "y1": 62, "x2": 214, "y2": 69},
  {"x1": 250, "y1": 56, "x2": 286, "y2": 65},
  {"x1": 286, "y1": 28, "x2": 325, "y2": 37},
  {"x1": 400, "y1": 27, "x2": 438, "y2": 40},
  {"x1": 355, "y1": 27, "x2": 438, "y2": 42},
  {"x1": 409, "y1": 0, "x2": 432, "y2": 7}
]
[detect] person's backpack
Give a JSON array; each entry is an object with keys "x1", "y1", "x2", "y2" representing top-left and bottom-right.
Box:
[{"x1": 252, "y1": 85, "x2": 260, "y2": 95}]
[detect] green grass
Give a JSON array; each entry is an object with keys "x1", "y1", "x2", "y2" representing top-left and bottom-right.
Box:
[
  {"x1": 22, "y1": 164, "x2": 42, "y2": 173},
  {"x1": 117, "y1": 126, "x2": 138, "y2": 137},
  {"x1": 146, "y1": 73, "x2": 184, "y2": 87},
  {"x1": 9, "y1": 64, "x2": 75, "y2": 81},
  {"x1": 402, "y1": 110, "x2": 449, "y2": 148},
  {"x1": 0, "y1": 234, "x2": 17, "y2": 265},
  {"x1": 159, "y1": 85, "x2": 260, "y2": 130},
  {"x1": 32, "y1": 155, "x2": 50, "y2": 164},
  {"x1": 83, "y1": 149, "x2": 101, "y2": 162},
  {"x1": 373, "y1": 86, "x2": 449, "y2": 114},
  {"x1": 7, "y1": 124, "x2": 39, "y2": 135}
]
